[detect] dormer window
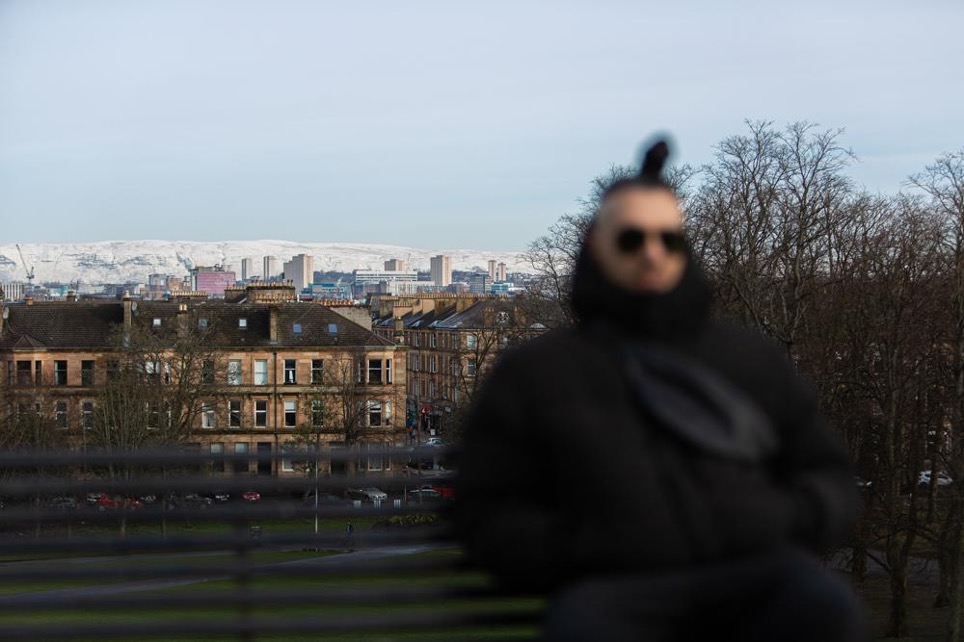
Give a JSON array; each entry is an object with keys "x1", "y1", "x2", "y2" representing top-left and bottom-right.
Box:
[
  {"x1": 293, "y1": 323, "x2": 303, "y2": 335},
  {"x1": 152, "y1": 318, "x2": 162, "y2": 329},
  {"x1": 238, "y1": 318, "x2": 248, "y2": 329},
  {"x1": 198, "y1": 318, "x2": 208, "y2": 328}
]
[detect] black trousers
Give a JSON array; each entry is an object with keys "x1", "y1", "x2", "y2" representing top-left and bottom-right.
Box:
[{"x1": 543, "y1": 549, "x2": 868, "y2": 642}]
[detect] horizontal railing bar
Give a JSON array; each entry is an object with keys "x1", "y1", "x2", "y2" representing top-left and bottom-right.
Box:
[
  {"x1": 0, "y1": 584, "x2": 532, "y2": 611},
  {"x1": 0, "y1": 551, "x2": 466, "y2": 583},
  {"x1": 0, "y1": 503, "x2": 442, "y2": 525},
  {"x1": 0, "y1": 474, "x2": 451, "y2": 508},
  {"x1": 0, "y1": 472, "x2": 453, "y2": 496},
  {"x1": 0, "y1": 446, "x2": 453, "y2": 467},
  {"x1": 0, "y1": 527, "x2": 449, "y2": 553},
  {"x1": 0, "y1": 610, "x2": 540, "y2": 639}
]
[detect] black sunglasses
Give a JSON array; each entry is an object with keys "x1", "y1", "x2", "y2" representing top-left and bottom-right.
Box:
[{"x1": 615, "y1": 227, "x2": 687, "y2": 254}]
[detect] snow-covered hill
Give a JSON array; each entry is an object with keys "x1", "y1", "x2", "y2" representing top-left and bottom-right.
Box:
[{"x1": 0, "y1": 241, "x2": 531, "y2": 286}]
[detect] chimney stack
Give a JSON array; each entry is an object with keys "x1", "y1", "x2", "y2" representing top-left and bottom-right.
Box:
[
  {"x1": 269, "y1": 306, "x2": 279, "y2": 344},
  {"x1": 122, "y1": 291, "x2": 133, "y2": 329},
  {"x1": 66, "y1": 290, "x2": 77, "y2": 303}
]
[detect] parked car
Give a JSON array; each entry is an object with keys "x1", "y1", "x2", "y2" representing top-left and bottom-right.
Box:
[
  {"x1": 919, "y1": 471, "x2": 953, "y2": 488},
  {"x1": 302, "y1": 491, "x2": 348, "y2": 506},
  {"x1": 241, "y1": 490, "x2": 261, "y2": 503},
  {"x1": 346, "y1": 488, "x2": 388, "y2": 502},
  {"x1": 407, "y1": 487, "x2": 442, "y2": 502},
  {"x1": 213, "y1": 490, "x2": 230, "y2": 503},
  {"x1": 405, "y1": 459, "x2": 437, "y2": 471},
  {"x1": 422, "y1": 438, "x2": 445, "y2": 447},
  {"x1": 93, "y1": 494, "x2": 143, "y2": 511},
  {"x1": 49, "y1": 495, "x2": 77, "y2": 510},
  {"x1": 431, "y1": 484, "x2": 455, "y2": 500},
  {"x1": 183, "y1": 492, "x2": 214, "y2": 507}
]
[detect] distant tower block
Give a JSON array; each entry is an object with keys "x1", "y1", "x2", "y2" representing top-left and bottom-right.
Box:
[
  {"x1": 282, "y1": 254, "x2": 314, "y2": 292},
  {"x1": 241, "y1": 258, "x2": 254, "y2": 281},
  {"x1": 496, "y1": 262, "x2": 507, "y2": 282},
  {"x1": 263, "y1": 256, "x2": 278, "y2": 280},
  {"x1": 488, "y1": 260, "x2": 497, "y2": 281},
  {"x1": 384, "y1": 259, "x2": 406, "y2": 272},
  {"x1": 430, "y1": 255, "x2": 452, "y2": 287}
]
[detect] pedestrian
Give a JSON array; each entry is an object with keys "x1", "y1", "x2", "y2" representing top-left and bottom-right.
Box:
[{"x1": 455, "y1": 138, "x2": 867, "y2": 641}]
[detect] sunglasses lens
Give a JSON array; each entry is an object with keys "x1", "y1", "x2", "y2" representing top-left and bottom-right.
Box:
[
  {"x1": 661, "y1": 232, "x2": 687, "y2": 253},
  {"x1": 616, "y1": 229, "x2": 644, "y2": 253}
]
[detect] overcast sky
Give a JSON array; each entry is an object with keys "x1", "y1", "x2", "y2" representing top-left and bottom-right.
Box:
[{"x1": 1, "y1": 0, "x2": 961, "y2": 251}]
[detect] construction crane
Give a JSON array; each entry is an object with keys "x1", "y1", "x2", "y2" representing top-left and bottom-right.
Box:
[{"x1": 15, "y1": 244, "x2": 35, "y2": 288}]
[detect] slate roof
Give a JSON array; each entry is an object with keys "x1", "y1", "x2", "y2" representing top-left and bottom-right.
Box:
[
  {"x1": 374, "y1": 300, "x2": 524, "y2": 332},
  {"x1": 0, "y1": 301, "x2": 394, "y2": 350},
  {"x1": 0, "y1": 302, "x2": 123, "y2": 349}
]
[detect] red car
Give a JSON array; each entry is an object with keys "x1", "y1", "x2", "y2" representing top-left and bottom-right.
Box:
[
  {"x1": 430, "y1": 485, "x2": 455, "y2": 500},
  {"x1": 241, "y1": 491, "x2": 261, "y2": 502},
  {"x1": 94, "y1": 494, "x2": 143, "y2": 511}
]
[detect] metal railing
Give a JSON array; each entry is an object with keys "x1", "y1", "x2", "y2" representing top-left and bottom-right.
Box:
[{"x1": 0, "y1": 448, "x2": 544, "y2": 640}]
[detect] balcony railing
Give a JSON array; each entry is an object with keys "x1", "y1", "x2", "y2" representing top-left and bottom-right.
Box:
[{"x1": 0, "y1": 447, "x2": 542, "y2": 640}]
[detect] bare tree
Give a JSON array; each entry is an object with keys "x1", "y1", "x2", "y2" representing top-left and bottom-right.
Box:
[
  {"x1": 89, "y1": 316, "x2": 225, "y2": 480},
  {"x1": 909, "y1": 148, "x2": 964, "y2": 642},
  {"x1": 859, "y1": 197, "x2": 943, "y2": 637},
  {"x1": 687, "y1": 121, "x2": 855, "y2": 358},
  {"x1": 322, "y1": 351, "x2": 368, "y2": 448},
  {"x1": 444, "y1": 304, "x2": 541, "y2": 442}
]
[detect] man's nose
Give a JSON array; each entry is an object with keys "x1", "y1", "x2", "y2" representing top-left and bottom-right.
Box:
[{"x1": 641, "y1": 236, "x2": 667, "y2": 263}]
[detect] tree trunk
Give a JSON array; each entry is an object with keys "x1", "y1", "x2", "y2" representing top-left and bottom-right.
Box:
[
  {"x1": 889, "y1": 561, "x2": 909, "y2": 638},
  {"x1": 852, "y1": 522, "x2": 867, "y2": 586},
  {"x1": 888, "y1": 513, "x2": 918, "y2": 638},
  {"x1": 937, "y1": 499, "x2": 959, "y2": 608},
  {"x1": 946, "y1": 502, "x2": 964, "y2": 642}
]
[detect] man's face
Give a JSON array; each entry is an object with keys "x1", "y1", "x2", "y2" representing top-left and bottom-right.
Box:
[{"x1": 588, "y1": 186, "x2": 687, "y2": 293}]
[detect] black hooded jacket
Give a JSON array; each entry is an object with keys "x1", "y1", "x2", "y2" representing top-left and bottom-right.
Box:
[{"x1": 455, "y1": 245, "x2": 855, "y2": 591}]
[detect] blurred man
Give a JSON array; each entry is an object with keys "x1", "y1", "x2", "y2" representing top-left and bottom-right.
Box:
[{"x1": 455, "y1": 140, "x2": 866, "y2": 641}]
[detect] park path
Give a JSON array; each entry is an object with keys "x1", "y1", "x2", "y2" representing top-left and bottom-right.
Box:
[{"x1": 0, "y1": 543, "x2": 442, "y2": 606}]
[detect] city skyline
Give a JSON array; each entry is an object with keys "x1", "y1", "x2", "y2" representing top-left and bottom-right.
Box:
[
  {"x1": 1, "y1": 1, "x2": 962, "y2": 250},
  {"x1": 0, "y1": 239, "x2": 529, "y2": 287}
]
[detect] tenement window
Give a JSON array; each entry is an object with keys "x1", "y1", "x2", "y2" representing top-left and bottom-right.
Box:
[
  {"x1": 54, "y1": 360, "x2": 68, "y2": 386},
  {"x1": 254, "y1": 360, "x2": 268, "y2": 385},
  {"x1": 284, "y1": 400, "x2": 297, "y2": 427},
  {"x1": 229, "y1": 400, "x2": 242, "y2": 427},
  {"x1": 81, "y1": 360, "x2": 94, "y2": 386},
  {"x1": 55, "y1": 401, "x2": 68, "y2": 429},
  {"x1": 367, "y1": 359, "x2": 383, "y2": 384},
  {"x1": 228, "y1": 360, "x2": 242, "y2": 385}
]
